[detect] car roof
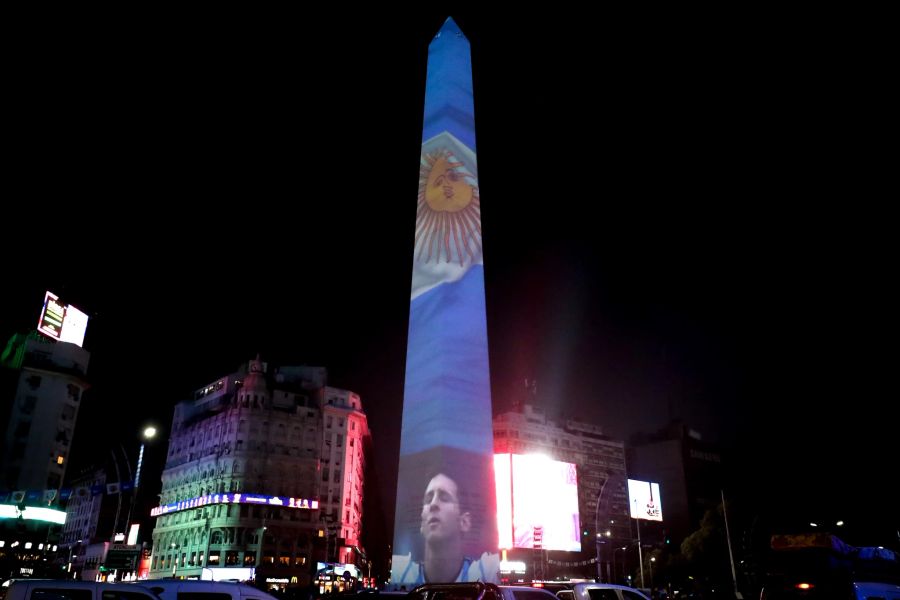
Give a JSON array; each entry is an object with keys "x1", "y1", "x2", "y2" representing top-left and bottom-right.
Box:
[
  {"x1": 570, "y1": 583, "x2": 649, "y2": 599},
  {"x1": 133, "y1": 581, "x2": 274, "y2": 597}
]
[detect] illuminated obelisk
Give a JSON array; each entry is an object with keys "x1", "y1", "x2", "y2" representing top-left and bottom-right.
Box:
[{"x1": 391, "y1": 18, "x2": 499, "y2": 586}]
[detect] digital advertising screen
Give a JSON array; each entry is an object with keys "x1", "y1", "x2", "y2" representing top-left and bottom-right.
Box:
[
  {"x1": 627, "y1": 479, "x2": 663, "y2": 521},
  {"x1": 36, "y1": 290, "x2": 89, "y2": 347},
  {"x1": 495, "y1": 453, "x2": 581, "y2": 552}
]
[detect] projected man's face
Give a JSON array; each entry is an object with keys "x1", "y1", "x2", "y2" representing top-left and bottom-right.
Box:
[{"x1": 420, "y1": 473, "x2": 471, "y2": 544}]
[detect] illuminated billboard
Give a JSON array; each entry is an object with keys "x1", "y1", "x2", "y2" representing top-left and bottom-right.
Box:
[
  {"x1": 627, "y1": 479, "x2": 663, "y2": 521},
  {"x1": 36, "y1": 291, "x2": 89, "y2": 347},
  {"x1": 0, "y1": 504, "x2": 67, "y2": 524},
  {"x1": 495, "y1": 454, "x2": 581, "y2": 551}
]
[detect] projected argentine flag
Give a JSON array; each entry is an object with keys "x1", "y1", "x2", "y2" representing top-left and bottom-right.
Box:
[{"x1": 392, "y1": 17, "x2": 499, "y2": 587}]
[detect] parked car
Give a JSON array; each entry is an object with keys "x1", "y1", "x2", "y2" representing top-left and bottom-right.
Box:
[
  {"x1": 555, "y1": 583, "x2": 649, "y2": 600},
  {"x1": 408, "y1": 582, "x2": 499, "y2": 600},
  {"x1": 497, "y1": 586, "x2": 559, "y2": 600},
  {"x1": 132, "y1": 581, "x2": 278, "y2": 600},
  {"x1": 407, "y1": 582, "x2": 587, "y2": 600},
  {"x1": 6, "y1": 580, "x2": 162, "y2": 600}
]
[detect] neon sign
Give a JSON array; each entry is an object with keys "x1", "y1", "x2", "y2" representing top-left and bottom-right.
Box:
[{"x1": 150, "y1": 493, "x2": 318, "y2": 517}]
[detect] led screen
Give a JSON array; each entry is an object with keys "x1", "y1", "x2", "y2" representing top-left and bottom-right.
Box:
[
  {"x1": 627, "y1": 479, "x2": 663, "y2": 521},
  {"x1": 36, "y1": 290, "x2": 89, "y2": 347},
  {"x1": 495, "y1": 454, "x2": 581, "y2": 551}
]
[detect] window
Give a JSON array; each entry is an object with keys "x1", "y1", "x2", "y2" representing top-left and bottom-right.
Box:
[
  {"x1": 178, "y1": 594, "x2": 232, "y2": 600},
  {"x1": 207, "y1": 551, "x2": 220, "y2": 564},
  {"x1": 586, "y1": 590, "x2": 620, "y2": 600},
  {"x1": 33, "y1": 589, "x2": 92, "y2": 600},
  {"x1": 22, "y1": 395, "x2": 37, "y2": 415},
  {"x1": 101, "y1": 592, "x2": 158, "y2": 600}
]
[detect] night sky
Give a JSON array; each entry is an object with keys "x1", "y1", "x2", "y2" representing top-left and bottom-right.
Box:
[{"x1": 4, "y1": 11, "x2": 894, "y2": 545}]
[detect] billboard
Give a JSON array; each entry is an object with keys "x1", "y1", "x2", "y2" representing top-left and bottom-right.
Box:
[
  {"x1": 627, "y1": 479, "x2": 663, "y2": 521},
  {"x1": 495, "y1": 454, "x2": 581, "y2": 551},
  {"x1": 36, "y1": 291, "x2": 89, "y2": 347}
]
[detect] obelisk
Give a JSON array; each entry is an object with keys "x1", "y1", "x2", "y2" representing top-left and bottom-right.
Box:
[{"x1": 391, "y1": 17, "x2": 499, "y2": 587}]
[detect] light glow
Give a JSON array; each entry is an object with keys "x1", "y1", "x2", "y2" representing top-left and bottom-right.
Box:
[
  {"x1": 495, "y1": 453, "x2": 581, "y2": 551},
  {"x1": 0, "y1": 504, "x2": 67, "y2": 524},
  {"x1": 627, "y1": 479, "x2": 663, "y2": 521}
]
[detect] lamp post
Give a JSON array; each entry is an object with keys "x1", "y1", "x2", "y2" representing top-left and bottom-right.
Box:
[
  {"x1": 124, "y1": 426, "x2": 157, "y2": 542},
  {"x1": 594, "y1": 474, "x2": 610, "y2": 582},
  {"x1": 613, "y1": 546, "x2": 626, "y2": 584},
  {"x1": 649, "y1": 556, "x2": 655, "y2": 589}
]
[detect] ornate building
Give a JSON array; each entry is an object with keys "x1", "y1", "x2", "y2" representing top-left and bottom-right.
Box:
[{"x1": 148, "y1": 357, "x2": 369, "y2": 588}]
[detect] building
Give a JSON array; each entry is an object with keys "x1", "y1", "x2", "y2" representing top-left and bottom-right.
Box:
[
  {"x1": 0, "y1": 334, "x2": 89, "y2": 495},
  {"x1": 627, "y1": 420, "x2": 728, "y2": 548},
  {"x1": 0, "y1": 333, "x2": 88, "y2": 579},
  {"x1": 147, "y1": 356, "x2": 370, "y2": 590},
  {"x1": 493, "y1": 401, "x2": 630, "y2": 582}
]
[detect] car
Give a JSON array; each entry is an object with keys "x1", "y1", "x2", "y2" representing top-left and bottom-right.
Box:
[
  {"x1": 5, "y1": 580, "x2": 162, "y2": 600},
  {"x1": 407, "y1": 582, "x2": 500, "y2": 600},
  {"x1": 497, "y1": 586, "x2": 559, "y2": 600},
  {"x1": 555, "y1": 583, "x2": 649, "y2": 600},
  {"x1": 850, "y1": 581, "x2": 900, "y2": 599},
  {"x1": 132, "y1": 580, "x2": 279, "y2": 600}
]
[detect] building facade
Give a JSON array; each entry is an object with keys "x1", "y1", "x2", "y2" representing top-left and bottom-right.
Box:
[
  {"x1": 147, "y1": 357, "x2": 370, "y2": 588},
  {"x1": 0, "y1": 335, "x2": 89, "y2": 495},
  {"x1": 627, "y1": 421, "x2": 728, "y2": 548},
  {"x1": 493, "y1": 402, "x2": 630, "y2": 581},
  {"x1": 0, "y1": 334, "x2": 88, "y2": 580}
]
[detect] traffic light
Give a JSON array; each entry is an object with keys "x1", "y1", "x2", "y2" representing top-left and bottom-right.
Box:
[
  {"x1": 583, "y1": 529, "x2": 590, "y2": 537},
  {"x1": 665, "y1": 538, "x2": 671, "y2": 545}
]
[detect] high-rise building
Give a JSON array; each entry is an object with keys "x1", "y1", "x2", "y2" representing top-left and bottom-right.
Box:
[
  {"x1": 147, "y1": 357, "x2": 369, "y2": 589},
  {"x1": 0, "y1": 333, "x2": 89, "y2": 497},
  {"x1": 627, "y1": 420, "x2": 728, "y2": 548},
  {"x1": 0, "y1": 332, "x2": 89, "y2": 577},
  {"x1": 493, "y1": 402, "x2": 630, "y2": 581}
]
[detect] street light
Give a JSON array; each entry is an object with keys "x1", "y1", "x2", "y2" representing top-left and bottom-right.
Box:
[
  {"x1": 124, "y1": 426, "x2": 157, "y2": 543},
  {"x1": 613, "y1": 546, "x2": 627, "y2": 584},
  {"x1": 594, "y1": 474, "x2": 611, "y2": 582},
  {"x1": 649, "y1": 556, "x2": 656, "y2": 588}
]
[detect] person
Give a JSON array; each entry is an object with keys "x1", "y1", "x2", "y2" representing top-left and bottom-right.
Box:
[{"x1": 392, "y1": 472, "x2": 499, "y2": 586}]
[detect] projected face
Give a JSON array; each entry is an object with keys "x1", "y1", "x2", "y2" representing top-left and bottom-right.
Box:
[
  {"x1": 420, "y1": 473, "x2": 471, "y2": 544},
  {"x1": 416, "y1": 149, "x2": 482, "y2": 265},
  {"x1": 425, "y1": 156, "x2": 473, "y2": 212}
]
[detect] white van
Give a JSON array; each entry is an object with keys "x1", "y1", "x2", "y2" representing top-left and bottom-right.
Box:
[
  {"x1": 6, "y1": 580, "x2": 161, "y2": 600},
  {"x1": 132, "y1": 580, "x2": 279, "y2": 600}
]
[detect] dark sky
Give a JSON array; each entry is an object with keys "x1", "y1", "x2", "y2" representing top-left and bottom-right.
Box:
[{"x1": 4, "y1": 11, "x2": 895, "y2": 542}]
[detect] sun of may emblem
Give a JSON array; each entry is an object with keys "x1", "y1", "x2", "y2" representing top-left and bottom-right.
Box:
[{"x1": 415, "y1": 149, "x2": 482, "y2": 265}]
